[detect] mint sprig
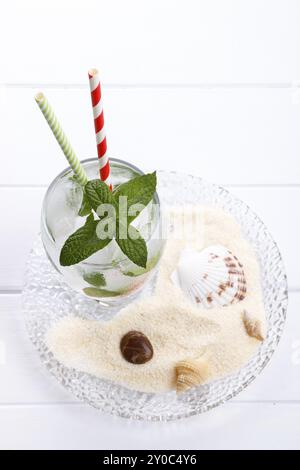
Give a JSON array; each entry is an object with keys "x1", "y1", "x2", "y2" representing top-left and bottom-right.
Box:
[
  {"x1": 59, "y1": 213, "x2": 112, "y2": 266},
  {"x1": 60, "y1": 172, "x2": 157, "y2": 268}
]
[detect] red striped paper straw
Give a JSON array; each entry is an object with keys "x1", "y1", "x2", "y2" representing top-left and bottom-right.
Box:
[{"x1": 88, "y1": 68, "x2": 111, "y2": 187}]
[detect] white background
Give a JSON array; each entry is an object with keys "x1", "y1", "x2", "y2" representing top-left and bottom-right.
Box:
[{"x1": 0, "y1": 0, "x2": 300, "y2": 450}]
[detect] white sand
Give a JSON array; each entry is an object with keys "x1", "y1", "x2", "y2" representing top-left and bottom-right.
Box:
[{"x1": 46, "y1": 206, "x2": 266, "y2": 393}]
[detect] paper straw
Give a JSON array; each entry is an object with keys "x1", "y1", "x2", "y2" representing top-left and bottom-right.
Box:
[
  {"x1": 88, "y1": 69, "x2": 111, "y2": 188},
  {"x1": 35, "y1": 92, "x2": 88, "y2": 186}
]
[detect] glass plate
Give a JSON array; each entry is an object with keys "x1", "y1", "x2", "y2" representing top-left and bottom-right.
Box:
[{"x1": 22, "y1": 171, "x2": 288, "y2": 421}]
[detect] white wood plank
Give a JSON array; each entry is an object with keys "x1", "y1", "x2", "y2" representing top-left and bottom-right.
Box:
[
  {"x1": 0, "y1": 402, "x2": 299, "y2": 449},
  {"x1": 230, "y1": 187, "x2": 300, "y2": 292},
  {"x1": 0, "y1": 187, "x2": 298, "y2": 290},
  {"x1": 0, "y1": 188, "x2": 45, "y2": 291},
  {"x1": 2, "y1": 87, "x2": 300, "y2": 186},
  {"x1": 0, "y1": 295, "x2": 77, "y2": 404},
  {"x1": 2, "y1": 1, "x2": 300, "y2": 84},
  {"x1": 0, "y1": 292, "x2": 299, "y2": 405}
]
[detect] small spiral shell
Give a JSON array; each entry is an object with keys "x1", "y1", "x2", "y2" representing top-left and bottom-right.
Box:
[
  {"x1": 175, "y1": 357, "x2": 209, "y2": 393},
  {"x1": 243, "y1": 310, "x2": 265, "y2": 341}
]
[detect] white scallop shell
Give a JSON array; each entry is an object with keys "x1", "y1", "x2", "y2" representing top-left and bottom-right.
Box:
[{"x1": 171, "y1": 245, "x2": 247, "y2": 308}]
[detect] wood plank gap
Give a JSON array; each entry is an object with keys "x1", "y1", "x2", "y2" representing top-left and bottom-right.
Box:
[
  {"x1": 2, "y1": 82, "x2": 298, "y2": 90},
  {"x1": 0, "y1": 287, "x2": 298, "y2": 296},
  {"x1": 1, "y1": 183, "x2": 300, "y2": 189},
  {"x1": 0, "y1": 400, "x2": 299, "y2": 409},
  {"x1": 0, "y1": 402, "x2": 82, "y2": 408},
  {"x1": 287, "y1": 286, "x2": 300, "y2": 293},
  {"x1": 0, "y1": 289, "x2": 23, "y2": 295},
  {"x1": 233, "y1": 400, "x2": 300, "y2": 404},
  {"x1": 225, "y1": 183, "x2": 300, "y2": 189}
]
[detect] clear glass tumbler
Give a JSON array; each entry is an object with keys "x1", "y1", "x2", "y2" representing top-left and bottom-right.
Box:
[{"x1": 41, "y1": 158, "x2": 165, "y2": 305}]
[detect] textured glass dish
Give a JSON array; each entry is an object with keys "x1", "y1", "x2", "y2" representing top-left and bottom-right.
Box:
[{"x1": 23, "y1": 171, "x2": 288, "y2": 421}]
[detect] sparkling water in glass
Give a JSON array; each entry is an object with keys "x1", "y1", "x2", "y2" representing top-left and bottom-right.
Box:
[{"x1": 41, "y1": 158, "x2": 165, "y2": 306}]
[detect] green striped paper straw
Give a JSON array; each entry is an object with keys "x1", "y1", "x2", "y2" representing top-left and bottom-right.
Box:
[{"x1": 35, "y1": 92, "x2": 88, "y2": 186}]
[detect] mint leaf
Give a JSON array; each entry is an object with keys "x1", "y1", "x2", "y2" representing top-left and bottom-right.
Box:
[
  {"x1": 122, "y1": 250, "x2": 162, "y2": 277},
  {"x1": 83, "y1": 287, "x2": 122, "y2": 298},
  {"x1": 116, "y1": 225, "x2": 147, "y2": 268},
  {"x1": 83, "y1": 272, "x2": 106, "y2": 287},
  {"x1": 78, "y1": 189, "x2": 92, "y2": 217},
  {"x1": 85, "y1": 179, "x2": 116, "y2": 212},
  {"x1": 60, "y1": 214, "x2": 112, "y2": 266},
  {"x1": 113, "y1": 172, "x2": 156, "y2": 223}
]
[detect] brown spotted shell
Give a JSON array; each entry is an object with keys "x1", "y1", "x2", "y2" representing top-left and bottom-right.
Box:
[
  {"x1": 175, "y1": 356, "x2": 209, "y2": 393},
  {"x1": 243, "y1": 310, "x2": 265, "y2": 341},
  {"x1": 171, "y1": 245, "x2": 247, "y2": 308}
]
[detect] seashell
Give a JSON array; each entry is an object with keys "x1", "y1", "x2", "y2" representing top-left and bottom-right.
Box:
[
  {"x1": 175, "y1": 357, "x2": 209, "y2": 393},
  {"x1": 171, "y1": 245, "x2": 247, "y2": 309},
  {"x1": 243, "y1": 310, "x2": 265, "y2": 341}
]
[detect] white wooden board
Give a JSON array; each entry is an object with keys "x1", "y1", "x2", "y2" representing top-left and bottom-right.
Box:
[
  {"x1": 2, "y1": 87, "x2": 300, "y2": 186},
  {"x1": 1, "y1": 0, "x2": 300, "y2": 451},
  {"x1": 2, "y1": 1, "x2": 300, "y2": 85},
  {"x1": 0, "y1": 402, "x2": 299, "y2": 450}
]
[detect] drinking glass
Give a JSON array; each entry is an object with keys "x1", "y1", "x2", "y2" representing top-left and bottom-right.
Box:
[{"x1": 41, "y1": 158, "x2": 165, "y2": 306}]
